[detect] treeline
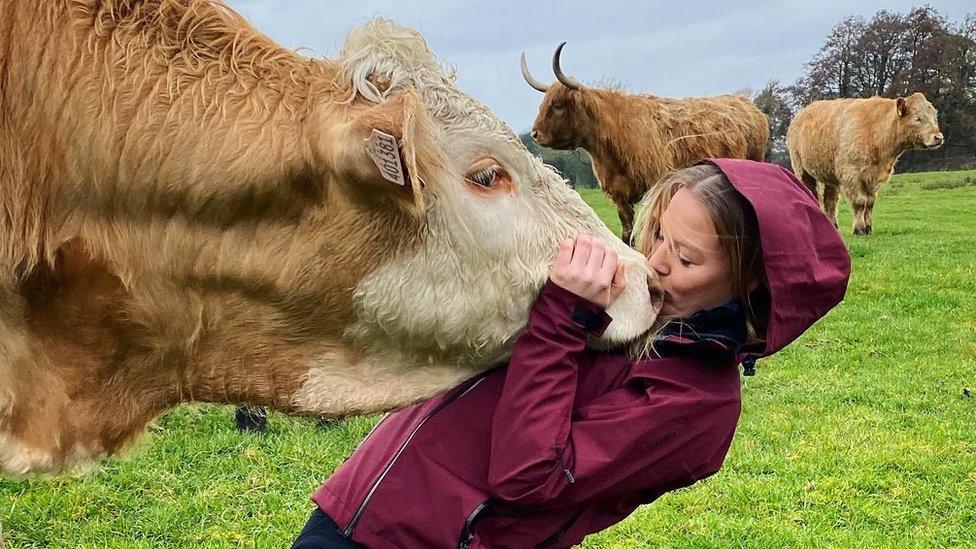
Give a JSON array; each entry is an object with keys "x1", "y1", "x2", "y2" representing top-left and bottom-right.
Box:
[{"x1": 521, "y1": 6, "x2": 975, "y2": 188}]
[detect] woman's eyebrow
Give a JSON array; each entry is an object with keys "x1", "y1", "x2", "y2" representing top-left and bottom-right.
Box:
[
  {"x1": 669, "y1": 230, "x2": 710, "y2": 257},
  {"x1": 660, "y1": 218, "x2": 695, "y2": 252}
]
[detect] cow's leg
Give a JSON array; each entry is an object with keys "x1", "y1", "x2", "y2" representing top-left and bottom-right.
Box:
[
  {"x1": 844, "y1": 180, "x2": 873, "y2": 236},
  {"x1": 798, "y1": 170, "x2": 820, "y2": 204},
  {"x1": 862, "y1": 192, "x2": 877, "y2": 236},
  {"x1": 860, "y1": 171, "x2": 890, "y2": 236},
  {"x1": 616, "y1": 201, "x2": 635, "y2": 244},
  {"x1": 822, "y1": 183, "x2": 841, "y2": 229}
]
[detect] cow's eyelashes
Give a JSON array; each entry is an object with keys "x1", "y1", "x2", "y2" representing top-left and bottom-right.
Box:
[{"x1": 467, "y1": 166, "x2": 500, "y2": 187}]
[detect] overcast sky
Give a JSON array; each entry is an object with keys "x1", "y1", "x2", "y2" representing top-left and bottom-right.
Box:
[{"x1": 228, "y1": 1, "x2": 971, "y2": 133}]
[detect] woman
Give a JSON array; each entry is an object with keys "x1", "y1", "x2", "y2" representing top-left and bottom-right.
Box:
[{"x1": 292, "y1": 159, "x2": 851, "y2": 548}]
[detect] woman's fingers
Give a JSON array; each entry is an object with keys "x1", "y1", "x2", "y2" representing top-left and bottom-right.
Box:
[
  {"x1": 554, "y1": 237, "x2": 574, "y2": 268},
  {"x1": 549, "y1": 233, "x2": 627, "y2": 308},
  {"x1": 587, "y1": 240, "x2": 606, "y2": 280},
  {"x1": 598, "y1": 248, "x2": 618, "y2": 284},
  {"x1": 570, "y1": 233, "x2": 592, "y2": 270}
]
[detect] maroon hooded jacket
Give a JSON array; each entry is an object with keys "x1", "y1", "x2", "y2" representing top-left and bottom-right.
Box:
[{"x1": 310, "y1": 159, "x2": 852, "y2": 548}]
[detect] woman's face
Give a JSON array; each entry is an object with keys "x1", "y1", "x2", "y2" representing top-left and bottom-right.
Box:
[{"x1": 646, "y1": 187, "x2": 735, "y2": 319}]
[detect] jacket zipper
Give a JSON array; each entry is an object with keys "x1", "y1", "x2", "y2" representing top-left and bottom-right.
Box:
[
  {"x1": 457, "y1": 499, "x2": 491, "y2": 549},
  {"x1": 357, "y1": 412, "x2": 390, "y2": 448},
  {"x1": 342, "y1": 374, "x2": 489, "y2": 537}
]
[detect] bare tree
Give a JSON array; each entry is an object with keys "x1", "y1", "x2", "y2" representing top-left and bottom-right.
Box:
[
  {"x1": 753, "y1": 80, "x2": 793, "y2": 166},
  {"x1": 801, "y1": 16, "x2": 867, "y2": 100},
  {"x1": 857, "y1": 11, "x2": 909, "y2": 96}
]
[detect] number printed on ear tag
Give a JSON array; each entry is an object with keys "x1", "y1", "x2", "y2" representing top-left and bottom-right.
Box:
[{"x1": 365, "y1": 129, "x2": 407, "y2": 186}]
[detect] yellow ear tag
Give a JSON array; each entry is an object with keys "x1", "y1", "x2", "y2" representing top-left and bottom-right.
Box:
[{"x1": 364, "y1": 129, "x2": 407, "y2": 186}]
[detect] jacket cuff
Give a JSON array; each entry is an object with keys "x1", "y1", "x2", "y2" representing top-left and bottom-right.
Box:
[{"x1": 537, "y1": 279, "x2": 614, "y2": 337}]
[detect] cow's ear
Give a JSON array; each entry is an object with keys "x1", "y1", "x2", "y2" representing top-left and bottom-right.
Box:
[
  {"x1": 896, "y1": 97, "x2": 909, "y2": 117},
  {"x1": 315, "y1": 89, "x2": 448, "y2": 216}
]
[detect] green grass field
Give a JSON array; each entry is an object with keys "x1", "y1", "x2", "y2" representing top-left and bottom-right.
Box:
[{"x1": 2, "y1": 170, "x2": 975, "y2": 548}]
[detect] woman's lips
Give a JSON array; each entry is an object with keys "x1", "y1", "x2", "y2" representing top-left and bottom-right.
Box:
[{"x1": 647, "y1": 278, "x2": 665, "y2": 312}]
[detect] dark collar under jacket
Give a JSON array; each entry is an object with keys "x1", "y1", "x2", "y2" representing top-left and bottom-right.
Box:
[{"x1": 654, "y1": 285, "x2": 771, "y2": 365}]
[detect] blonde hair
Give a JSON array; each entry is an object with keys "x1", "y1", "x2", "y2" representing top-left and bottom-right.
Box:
[{"x1": 634, "y1": 163, "x2": 766, "y2": 349}]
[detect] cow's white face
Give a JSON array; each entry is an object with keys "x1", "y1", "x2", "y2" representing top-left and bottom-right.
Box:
[{"x1": 339, "y1": 20, "x2": 658, "y2": 367}]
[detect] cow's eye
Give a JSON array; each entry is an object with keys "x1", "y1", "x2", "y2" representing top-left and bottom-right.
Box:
[
  {"x1": 463, "y1": 158, "x2": 514, "y2": 195},
  {"x1": 468, "y1": 165, "x2": 500, "y2": 187}
]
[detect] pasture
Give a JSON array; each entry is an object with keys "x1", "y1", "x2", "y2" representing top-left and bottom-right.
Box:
[{"x1": 1, "y1": 169, "x2": 974, "y2": 548}]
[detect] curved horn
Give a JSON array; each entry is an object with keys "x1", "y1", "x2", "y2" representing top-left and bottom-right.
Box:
[
  {"x1": 520, "y1": 52, "x2": 550, "y2": 92},
  {"x1": 552, "y1": 42, "x2": 581, "y2": 90}
]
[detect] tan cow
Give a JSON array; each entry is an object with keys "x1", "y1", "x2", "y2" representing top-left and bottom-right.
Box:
[
  {"x1": 787, "y1": 93, "x2": 944, "y2": 235},
  {"x1": 0, "y1": 2, "x2": 659, "y2": 475},
  {"x1": 521, "y1": 43, "x2": 769, "y2": 242}
]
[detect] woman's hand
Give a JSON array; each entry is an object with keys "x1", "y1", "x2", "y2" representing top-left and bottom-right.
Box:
[{"x1": 549, "y1": 234, "x2": 627, "y2": 309}]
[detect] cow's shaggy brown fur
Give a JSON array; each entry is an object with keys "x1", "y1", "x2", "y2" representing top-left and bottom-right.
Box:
[
  {"x1": 529, "y1": 82, "x2": 769, "y2": 242},
  {"x1": 786, "y1": 93, "x2": 943, "y2": 235},
  {"x1": 0, "y1": 2, "x2": 661, "y2": 476},
  {"x1": 0, "y1": 0, "x2": 449, "y2": 473}
]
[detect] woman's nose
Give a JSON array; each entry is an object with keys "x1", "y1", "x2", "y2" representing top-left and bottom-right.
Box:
[{"x1": 647, "y1": 246, "x2": 669, "y2": 276}]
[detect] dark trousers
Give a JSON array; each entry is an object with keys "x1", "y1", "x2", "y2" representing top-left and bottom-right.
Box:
[{"x1": 292, "y1": 509, "x2": 364, "y2": 549}]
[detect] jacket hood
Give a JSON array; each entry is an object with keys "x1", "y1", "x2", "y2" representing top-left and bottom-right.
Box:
[{"x1": 702, "y1": 158, "x2": 851, "y2": 360}]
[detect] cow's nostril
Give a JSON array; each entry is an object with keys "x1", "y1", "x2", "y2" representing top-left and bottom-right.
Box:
[{"x1": 531, "y1": 129, "x2": 539, "y2": 140}]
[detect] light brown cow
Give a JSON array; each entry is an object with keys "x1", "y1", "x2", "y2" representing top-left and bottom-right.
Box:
[
  {"x1": 787, "y1": 93, "x2": 944, "y2": 235},
  {"x1": 521, "y1": 43, "x2": 770, "y2": 242},
  {"x1": 0, "y1": 2, "x2": 660, "y2": 475}
]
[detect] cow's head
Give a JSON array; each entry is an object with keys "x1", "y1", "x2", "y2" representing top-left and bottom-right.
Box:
[
  {"x1": 310, "y1": 20, "x2": 658, "y2": 373},
  {"x1": 0, "y1": 18, "x2": 661, "y2": 476},
  {"x1": 521, "y1": 42, "x2": 593, "y2": 150},
  {"x1": 897, "y1": 92, "x2": 943, "y2": 149}
]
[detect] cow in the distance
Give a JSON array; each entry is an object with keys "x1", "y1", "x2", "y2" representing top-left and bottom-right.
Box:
[
  {"x1": 0, "y1": 2, "x2": 659, "y2": 475},
  {"x1": 521, "y1": 43, "x2": 769, "y2": 242},
  {"x1": 787, "y1": 93, "x2": 944, "y2": 235}
]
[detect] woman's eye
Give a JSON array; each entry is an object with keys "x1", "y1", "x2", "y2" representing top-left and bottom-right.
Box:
[
  {"x1": 467, "y1": 166, "x2": 499, "y2": 187},
  {"x1": 679, "y1": 257, "x2": 693, "y2": 268},
  {"x1": 654, "y1": 230, "x2": 663, "y2": 241}
]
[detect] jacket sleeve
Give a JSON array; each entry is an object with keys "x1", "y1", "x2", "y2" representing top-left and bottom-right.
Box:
[{"x1": 487, "y1": 280, "x2": 741, "y2": 509}]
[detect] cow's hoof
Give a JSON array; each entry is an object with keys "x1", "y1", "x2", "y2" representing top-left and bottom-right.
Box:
[
  {"x1": 235, "y1": 406, "x2": 269, "y2": 433},
  {"x1": 317, "y1": 417, "x2": 341, "y2": 430},
  {"x1": 853, "y1": 225, "x2": 872, "y2": 236}
]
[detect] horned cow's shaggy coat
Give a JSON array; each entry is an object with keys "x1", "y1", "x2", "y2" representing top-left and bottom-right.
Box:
[{"x1": 523, "y1": 49, "x2": 769, "y2": 242}]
